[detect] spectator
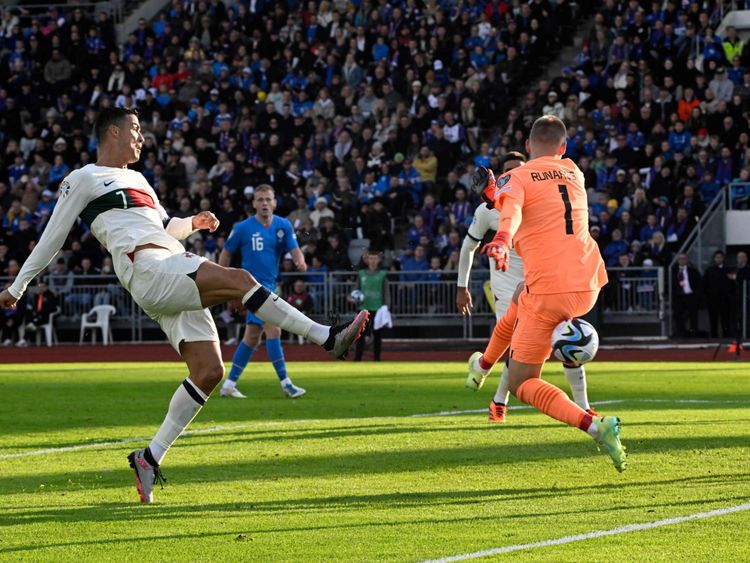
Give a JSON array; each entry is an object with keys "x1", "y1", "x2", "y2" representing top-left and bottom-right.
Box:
[
  {"x1": 407, "y1": 214, "x2": 432, "y2": 248},
  {"x1": 287, "y1": 196, "x2": 311, "y2": 230},
  {"x1": 399, "y1": 158, "x2": 423, "y2": 206},
  {"x1": 3, "y1": 200, "x2": 31, "y2": 233},
  {"x1": 603, "y1": 229, "x2": 629, "y2": 268},
  {"x1": 419, "y1": 194, "x2": 444, "y2": 234},
  {"x1": 310, "y1": 197, "x2": 334, "y2": 228},
  {"x1": 703, "y1": 250, "x2": 733, "y2": 338},
  {"x1": 286, "y1": 279, "x2": 314, "y2": 315},
  {"x1": 413, "y1": 146, "x2": 437, "y2": 188},
  {"x1": 666, "y1": 207, "x2": 691, "y2": 251},
  {"x1": 639, "y1": 214, "x2": 662, "y2": 243},
  {"x1": 43, "y1": 48, "x2": 72, "y2": 88},
  {"x1": 645, "y1": 231, "x2": 671, "y2": 267},
  {"x1": 25, "y1": 280, "x2": 58, "y2": 333},
  {"x1": 364, "y1": 197, "x2": 393, "y2": 251},
  {"x1": 709, "y1": 67, "x2": 734, "y2": 102},
  {"x1": 400, "y1": 245, "x2": 429, "y2": 281},
  {"x1": 321, "y1": 234, "x2": 350, "y2": 271},
  {"x1": 723, "y1": 27, "x2": 744, "y2": 64},
  {"x1": 448, "y1": 187, "x2": 472, "y2": 230}
]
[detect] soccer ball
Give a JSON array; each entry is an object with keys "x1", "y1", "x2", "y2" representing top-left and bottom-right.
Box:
[
  {"x1": 551, "y1": 318, "x2": 599, "y2": 366},
  {"x1": 350, "y1": 289, "x2": 365, "y2": 306}
]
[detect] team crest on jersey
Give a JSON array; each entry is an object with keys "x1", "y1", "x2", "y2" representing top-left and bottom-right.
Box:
[
  {"x1": 495, "y1": 174, "x2": 512, "y2": 197},
  {"x1": 277, "y1": 228, "x2": 285, "y2": 239},
  {"x1": 59, "y1": 179, "x2": 71, "y2": 198}
]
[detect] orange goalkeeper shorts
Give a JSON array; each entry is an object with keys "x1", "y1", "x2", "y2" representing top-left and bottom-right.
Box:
[{"x1": 509, "y1": 289, "x2": 599, "y2": 364}]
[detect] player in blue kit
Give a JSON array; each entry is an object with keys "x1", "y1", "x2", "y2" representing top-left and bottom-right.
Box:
[{"x1": 218, "y1": 184, "x2": 309, "y2": 399}]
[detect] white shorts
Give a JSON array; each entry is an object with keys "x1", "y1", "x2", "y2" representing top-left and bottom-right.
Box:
[
  {"x1": 490, "y1": 249, "x2": 524, "y2": 320},
  {"x1": 128, "y1": 248, "x2": 219, "y2": 352}
]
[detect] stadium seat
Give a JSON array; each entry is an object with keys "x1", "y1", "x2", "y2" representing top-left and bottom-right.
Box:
[
  {"x1": 35, "y1": 307, "x2": 61, "y2": 348},
  {"x1": 348, "y1": 239, "x2": 370, "y2": 267},
  {"x1": 79, "y1": 305, "x2": 116, "y2": 345}
]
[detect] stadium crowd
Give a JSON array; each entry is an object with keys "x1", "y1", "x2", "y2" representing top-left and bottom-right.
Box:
[{"x1": 0, "y1": 0, "x2": 748, "y2": 340}]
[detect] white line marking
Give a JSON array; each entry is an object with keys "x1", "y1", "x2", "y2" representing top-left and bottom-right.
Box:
[
  {"x1": 0, "y1": 398, "x2": 746, "y2": 461},
  {"x1": 420, "y1": 502, "x2": 750, "y2": 562}
]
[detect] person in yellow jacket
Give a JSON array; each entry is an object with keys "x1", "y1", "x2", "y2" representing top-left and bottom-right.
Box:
[
  {"x1": 723, "y1": 26, "x2": 744, "y2": 64},
  {"x1": 413, "y1": 146, "x2": 437, "y2": 187}
]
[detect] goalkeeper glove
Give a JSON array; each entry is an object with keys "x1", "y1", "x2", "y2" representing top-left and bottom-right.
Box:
[
  {"x1": 470, "y1": 166, "x2": 497, "y2": 205},
  {"x1": 481, "y1": 231, "x2": 511, "y2": 272}
]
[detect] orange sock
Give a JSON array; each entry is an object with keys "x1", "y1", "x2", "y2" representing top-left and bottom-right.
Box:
[
  {"x1": 480, "y1": 298, "x2": 517, "y2": 370},
  {"x1": 516, "y1": 378, "x2": 592, "y2": 431}
]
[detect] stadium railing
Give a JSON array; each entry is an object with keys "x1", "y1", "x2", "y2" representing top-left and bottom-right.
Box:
[
  {"x1": 600, "y1": 266, "x2": 666, "y2": 338},
  {"x1": 0, "y1": 267, "x2": 673, "y2": 343}
]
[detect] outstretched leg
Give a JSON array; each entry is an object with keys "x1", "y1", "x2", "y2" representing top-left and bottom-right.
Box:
[
  {"x1": 507, "y1": 290, "x2": 626, "y2": 472},
  {"x1": 507, "y1": 359, "x2": 591, "y2": 430},
  {"x1": 194, "y1": 261, "x2": 368, "y2": 358}
]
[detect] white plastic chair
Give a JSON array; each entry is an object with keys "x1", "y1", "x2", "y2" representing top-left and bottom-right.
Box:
[
  {"x1": 79, "y1": 305, "x2": 116, "y2": 345},
  {"x1": 35, "y1": 307, "x2": 61, "y2": 347}
]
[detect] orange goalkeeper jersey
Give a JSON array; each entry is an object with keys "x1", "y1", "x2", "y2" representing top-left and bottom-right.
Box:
[{"x1": 494, "y1": 156, "x2": 608, "y2": 294}]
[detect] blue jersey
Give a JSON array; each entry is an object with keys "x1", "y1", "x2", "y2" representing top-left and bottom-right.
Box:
[{"x1": 224, "y1": 215, "x2": 299, "y2": 290}]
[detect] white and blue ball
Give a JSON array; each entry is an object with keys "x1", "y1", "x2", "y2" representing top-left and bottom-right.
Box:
[
  {"x1": 551, "y1": 318, "x2": 599, "y2": 366},
  {"x1": 350, "y1": 289, "x2": 365, "y2": 306}
]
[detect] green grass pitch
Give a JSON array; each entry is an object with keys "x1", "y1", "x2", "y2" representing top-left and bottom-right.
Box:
[{"x1": 1, "y1": 361, "x2": 749, "y2": 561}]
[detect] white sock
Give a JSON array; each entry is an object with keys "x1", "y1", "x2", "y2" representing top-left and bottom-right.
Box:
[
  {"x1": 242, "y1": 286, "x2": 329, "y2": 345},
  {"x1": 148, "y1": 378, "x2": 208, "y2": 465},
  {"x1": 564, "y1": 365, "x2": 590, "y2": 410},
  {"x1": 280, "y1": 377, "x2": 291, "y2": 387},
  {"x1": 493, "y1": 362, "x2": 511, "y2": 405},
  {"x1": 222, "y1": 379, "x2": 236, "y2": 389},
  {"x1": 587, "y1": 420, "x2": 599, "y2": 439}
]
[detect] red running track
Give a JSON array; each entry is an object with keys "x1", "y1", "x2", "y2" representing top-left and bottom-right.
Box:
[{"x1": 0, "y1": 342, "x2": 747, "y2": 363}]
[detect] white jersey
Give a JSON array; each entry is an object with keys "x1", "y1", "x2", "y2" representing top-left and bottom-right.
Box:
[
  {"x1": 9, "y1": 164, "x2": 193, "y2": 299},
  {"x1": 466, "y1": 203, "x2": 524, "y2": 318}
]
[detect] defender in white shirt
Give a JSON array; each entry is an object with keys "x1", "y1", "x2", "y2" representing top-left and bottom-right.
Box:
[
  {"x1": 457, "y1": 153, "x2": 595, "y2": 423},
  {"x1": 0, "y1": 108, "x2": 369, "y2": 503}
]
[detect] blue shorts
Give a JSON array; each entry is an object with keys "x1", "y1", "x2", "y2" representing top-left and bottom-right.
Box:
[
  {"x1": 245, "y1": 310, "x2": 264, "y2": 327},
  {"x1": 245, "y1": 282, "x2": 276, "y2": 326}
]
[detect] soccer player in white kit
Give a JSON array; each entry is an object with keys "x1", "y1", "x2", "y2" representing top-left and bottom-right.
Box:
[
  {"x1": 0, "y1": 108, "x2": 369, "y2": 503},
  {"x1": 456, "y1": 152, "x2": 595, "y2": 423}
]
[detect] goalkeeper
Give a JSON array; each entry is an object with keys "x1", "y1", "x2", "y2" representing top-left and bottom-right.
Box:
[{"x1": 458, "y1": 152, "x2": 597, "y2": 424}]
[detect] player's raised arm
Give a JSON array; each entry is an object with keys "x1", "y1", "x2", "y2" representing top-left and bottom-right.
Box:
[
  {"x1": 0, "y1": 173, "x2": 91, "y2": 307},
  {"x1": 481, "y1": 174, "x2": 524, "y2": 272},
  {"x1": 497, "y1": 187, "x2": 524, "y2": 240}
]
